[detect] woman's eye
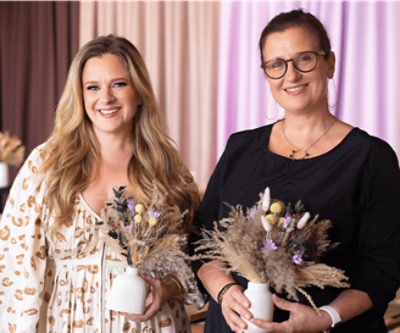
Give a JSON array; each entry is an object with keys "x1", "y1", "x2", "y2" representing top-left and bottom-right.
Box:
[
  {"x1": 86, "y1": 85, "x2": 99, "y2": 91},
  {"x1": 113, "y1": 82, "x2": 127, "y2": 88},
  {"x1": 297, "y1": 54, "x2": 312, "y2": 63},
  {"x1": 271, "y1": 61, "x2": 284, "y2": 69}
]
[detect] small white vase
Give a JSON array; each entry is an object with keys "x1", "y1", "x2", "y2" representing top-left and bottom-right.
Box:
[
  {"x1": 0, "y1": 162, "x2": 9, "y2": 188},
  {"x1": 108, "y1": 266, "x2": 148, "y2": 314},
  {"x1": 243, "y1": 281, "x2": 274, "y2": 333}
]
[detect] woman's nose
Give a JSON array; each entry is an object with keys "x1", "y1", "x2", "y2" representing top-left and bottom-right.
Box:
[
  {"x1": 285, "y1": 61, "x2": 301, "y2": 82},
  {"x1": 100, "y1": 87, "x2": 115, "y2": 103}
]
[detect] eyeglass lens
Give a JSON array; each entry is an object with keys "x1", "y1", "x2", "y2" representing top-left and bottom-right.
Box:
[{"x1": 264, "y1": 52, "x2": 318, "y2": 79}]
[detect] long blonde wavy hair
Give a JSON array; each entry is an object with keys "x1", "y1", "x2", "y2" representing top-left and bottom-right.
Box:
[{"x1": 41, "y1": 35, "x2": 199, "y2": 229}]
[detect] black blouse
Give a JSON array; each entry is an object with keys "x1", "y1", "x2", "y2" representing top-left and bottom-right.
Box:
[{"x1": 192, "y1": 124, "x2": 400, "y2": 333}]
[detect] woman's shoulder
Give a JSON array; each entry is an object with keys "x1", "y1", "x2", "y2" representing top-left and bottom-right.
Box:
[
  {"x1": 348, "y1": 128, "x2": 399, "y2": 165},
  {"x1": 7, "y1": 143, "x2": 49, "y2": 200},
  {"x1": 23, "y1": 142, "x2": 48, "y2": 168},
  {"x1": 15, "y1": 142, "x2": 50, "y2": 180},
  {"x1": 225, "y1": 124, "x2": 272, "y2": 151},
  {"x1": 351, "y1": 128, "x2": 397, "y2": 153}
]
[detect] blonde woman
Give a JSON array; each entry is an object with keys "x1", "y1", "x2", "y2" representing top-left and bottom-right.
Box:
[{"x1": 0, "y1": 35, "x2": 200, "y2": 332}]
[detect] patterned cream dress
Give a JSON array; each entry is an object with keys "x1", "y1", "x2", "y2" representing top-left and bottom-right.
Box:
[{"x1": 0, "y1": 146, "x2": 193, "y2": 333}]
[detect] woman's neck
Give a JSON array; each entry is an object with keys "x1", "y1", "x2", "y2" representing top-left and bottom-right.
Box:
[
  {"x1": 94, "y1": 131, "x2": 134, "y2": 158},
  {"x1": 282, "y1": 109, "x2": 335, "y2": 135},
  {"x1": 278, "y1": 109, "x2": 337, "y2": 159}
]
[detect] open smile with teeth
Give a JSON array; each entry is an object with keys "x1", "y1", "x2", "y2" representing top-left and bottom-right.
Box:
[
  {"x1": 98, "y1": 108, "x2": 120, "y2": 115},
  {"x1": 284, "y1": 84, "x2": 308, "y2": 93}
]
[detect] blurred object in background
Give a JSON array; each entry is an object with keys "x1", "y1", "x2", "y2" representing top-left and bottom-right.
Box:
[
  {"x1": 0, "y1": 131, "x2": 25, "y2": 167},
  {"x1": 0, "y1": 131, "x2": 25, "y2": 189}
]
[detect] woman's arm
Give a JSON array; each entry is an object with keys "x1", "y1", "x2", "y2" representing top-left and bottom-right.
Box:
[
  {"x1": 198, "y1": 260, "x2": 253, "y2": 332},
  {"x1": 329, "y1": 289, "x2": 373, "y2": 322},
  {"x1": 251, "y1": 140, "x2": 400, "y2": 332},
  {"x1": 0, "y1": 147, "x2": 47, "y2": 332}
]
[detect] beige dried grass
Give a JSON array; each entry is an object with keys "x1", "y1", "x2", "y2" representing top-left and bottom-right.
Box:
[
  {"x1": 195, "y1": 189, "x2": 350, "y2": 309},
  {"x1": 99, "y1": 185, "x2": 197, "y2": 293}
]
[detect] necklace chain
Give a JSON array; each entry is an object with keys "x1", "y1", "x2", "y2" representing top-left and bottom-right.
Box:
[{"x1": 281, "y1": 118, "x2": 336, "y2": 160}]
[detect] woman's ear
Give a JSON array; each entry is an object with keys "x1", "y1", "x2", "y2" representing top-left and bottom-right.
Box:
[{"x1": 327, "y1": 52, "x2": 336, "y2": 79}]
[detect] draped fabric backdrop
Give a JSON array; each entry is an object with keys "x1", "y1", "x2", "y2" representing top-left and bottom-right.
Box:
[
  {"x1": 80, "y1": 1, "x2": 400, "y2": 189},
  {"x1": 0, "y1": 1, "x2": 79, "y2": 183},
  {"x1": 0, "y1": 2, "x2": 399, "y2": 190},
  {"x1": 217, "y1": 0, "x2": 400, "y2": 157},
  {"x1": 80, "y1": 2, "x2": 220, "y2": 188}
]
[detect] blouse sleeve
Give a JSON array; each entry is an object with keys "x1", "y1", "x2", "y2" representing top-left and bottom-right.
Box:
[
  {"x1": 0, "y1": 147, "x2": 47, "y2": 332},
  {"x1": 350, "y1": 140, "x2": 400, "y2": 316}
]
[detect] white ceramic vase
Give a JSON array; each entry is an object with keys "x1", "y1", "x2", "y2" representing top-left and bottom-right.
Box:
[
  {"x1": 0, "y1": 162, "x2": 9, "y2": 188},
  {"x1": 107, "y1": 266, "x2": 148, "y2": 314},
  {"x1": 243, "y1": 281, "x2": 274, "y2": 333}
]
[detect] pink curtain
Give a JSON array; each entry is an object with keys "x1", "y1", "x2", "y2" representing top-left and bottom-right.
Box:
[
  {"x1": 80, "y1": 2, "x2": 220, "y2": 189},
  {"x1": 79, "y1": 1, "x2": 400, "y2": 189}
]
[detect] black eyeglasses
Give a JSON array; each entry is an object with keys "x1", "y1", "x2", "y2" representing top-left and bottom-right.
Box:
[{"x1": 261, "y1": 51, "x2": 327, "y2": 79}]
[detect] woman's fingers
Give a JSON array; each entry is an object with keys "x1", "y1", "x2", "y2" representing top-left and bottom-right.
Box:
[
  {"x1": 141, "y1": 274, "x2": 161, "y2": 288},
  {"x1": 120, "y1": 300, "x2": 159, "y2": 322},
  {"x1": 142, "y1": 290, "x2": 154, "y2": 307},
  {"x1": 272, "y1": 294, "x2": 296, "y2": 312},
  {"x1": 223, "y1": 306, "x2": 247, "y2": 331},
  {"x1": 250, "y1": 317, "x2": 285, "y2": 332},
  {"x1": 250, "y1": 296, "x2": 331, "y2": 333},
  {"x1": 118, "y1": 275, "x2": 165, "y2": 322},
  {"x1": 118, "y1": 311, "x2": 142, "y2": 321},
  {"x1": 225, "y1": 285, "x2": 252, "y2": 315},
  {"x1": 221, "y1": 285, "x2": 252, "y2": 331}
]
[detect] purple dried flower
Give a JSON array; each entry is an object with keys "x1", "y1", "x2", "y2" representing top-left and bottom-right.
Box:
[
  {"x1": 149, "y1": 209, "x2": 162, "y2": 219},
  {"x1": 262, "y1": 238, "x2": 278, "y2": 252},
  {"x1": 127, "y1": 199, "x2": 136, "y2": 213},
  {"x1": 125, "y1": 223, "x2": 133, "y2": 234},
  {"x1": 292, "y1": 251, "x2": 304, "y2": 265},
  {"x1": 283, "y1": 215, "x2": 291, "y2": 229}
]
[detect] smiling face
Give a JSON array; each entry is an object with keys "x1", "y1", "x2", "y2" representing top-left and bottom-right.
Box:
[
  {"x1": 262, "y1": 26, "x2": 335, "y2": 115},
  {"x1": 82, "y1": 53, "x2": 141, "y2": 138}
]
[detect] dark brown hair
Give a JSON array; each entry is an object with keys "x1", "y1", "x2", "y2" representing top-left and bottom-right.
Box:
[{"x1": 259, "y1": 9, "x2": 331, "y2": 63}]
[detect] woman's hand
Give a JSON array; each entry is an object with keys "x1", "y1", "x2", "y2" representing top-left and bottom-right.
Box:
[
  {"x1": 250, "y1": 294, "x2": 331, "y2": 333},
  {"x1": 221, "y1": 284, "x2": 254, "y2": 333},
  {"x1": 119, "y1": 275, "x2": 170, "y2": 322}
]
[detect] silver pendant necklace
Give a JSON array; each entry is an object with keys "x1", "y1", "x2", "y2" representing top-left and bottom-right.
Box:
[{"x1": 281, "y1": 118, "x2": 336, "y2": 160}]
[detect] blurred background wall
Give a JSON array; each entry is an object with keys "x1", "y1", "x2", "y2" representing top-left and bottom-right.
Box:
[{"x1": 1, "y1": 1, "x2": 399, "y2": 190}]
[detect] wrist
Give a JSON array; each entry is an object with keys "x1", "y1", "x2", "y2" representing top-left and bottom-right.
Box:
[
  {"x1": 319, "y1": 305, "x2": 342, "y2": 331},
  {"x1": 217, "y1": 282, "x2": 238, "y2": 304}
]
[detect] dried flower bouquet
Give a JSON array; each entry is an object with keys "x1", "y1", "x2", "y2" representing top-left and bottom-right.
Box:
[
  {"x1": 98, "y1": 185, "x2": 197, "y2": 293},
  {"x1": 195, "y1": 187, "x2": 349, "y2": 309}
]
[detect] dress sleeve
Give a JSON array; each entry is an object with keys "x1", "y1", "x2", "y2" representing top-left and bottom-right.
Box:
[
  {"x1": 350, "y1": 140, "x2": 400, "y2": 316},
  {"x1": 0, "y1": 147, "x2": 47, "y2": 332}
]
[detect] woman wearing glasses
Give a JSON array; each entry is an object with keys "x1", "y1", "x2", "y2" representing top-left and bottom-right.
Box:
[{"x1": 192, "y1": 9, "x2": 400, "y2": 333}]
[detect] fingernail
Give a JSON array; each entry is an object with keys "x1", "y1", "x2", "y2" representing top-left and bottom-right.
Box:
[{"x1": 243, "y1": 314, "x2": 250, "y2": 320}]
